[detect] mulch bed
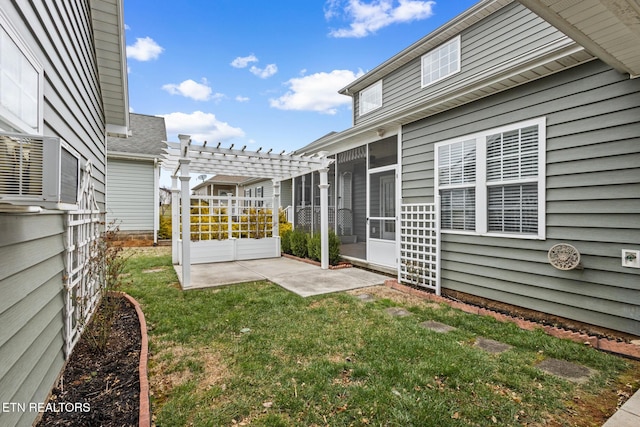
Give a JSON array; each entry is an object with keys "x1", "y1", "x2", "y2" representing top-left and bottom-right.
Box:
[{"x1": 37, "y1": 296, "x2": 141, "y2": 427}]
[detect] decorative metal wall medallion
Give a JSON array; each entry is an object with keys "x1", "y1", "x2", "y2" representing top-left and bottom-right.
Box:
[{"x1": 548, "y1": 243, "x2": 581, "y2": 270}]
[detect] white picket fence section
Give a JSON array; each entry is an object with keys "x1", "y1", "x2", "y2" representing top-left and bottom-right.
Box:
[
  {"x1": 63, "y1": 162, "x2": 102, "y2": 358},
  {"x1": 399, "y1": 203, "x2": 440, "y2": 294}
]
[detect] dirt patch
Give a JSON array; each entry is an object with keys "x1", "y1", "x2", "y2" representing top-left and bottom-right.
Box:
[{"x1": 36, "y1": 297, "x2": 140, "y2": 427}]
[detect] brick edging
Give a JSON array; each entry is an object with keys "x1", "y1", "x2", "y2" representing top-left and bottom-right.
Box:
[
  {"x1": 384, "y1": 279, "x2": 640, "y2": 359},
  {"x1": 281, "y1": 253, "x2": 352, "y2": 269},
  {"x1": 120, "y1": 293, "x2": 151, "y2": 427}
]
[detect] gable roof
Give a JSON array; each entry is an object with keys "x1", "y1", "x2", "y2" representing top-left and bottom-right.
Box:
[
  {"x1": 107, "y1": 113, "x2": 167, "y2": 158},
  {"x1": 191, "y1": 175, "x2": 260, "y2": 192},
  {"x1": 90, "y1": 0, "x2": 130, "y2": 137}
]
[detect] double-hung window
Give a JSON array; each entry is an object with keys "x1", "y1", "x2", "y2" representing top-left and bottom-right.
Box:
[
  {"x1": 0, "y1": 11, "x2": 42, "y2": 134},
  {"x1": 436, "y1": 118, "x2": 546, "y2": 239},
  {"x1": 359, "y1": 80, "x2": 382, "y2": 116}
]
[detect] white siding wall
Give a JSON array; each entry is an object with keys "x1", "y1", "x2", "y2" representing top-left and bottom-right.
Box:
[{"x1": 106, "y1": 158, "x2": 155, "y2": 231}]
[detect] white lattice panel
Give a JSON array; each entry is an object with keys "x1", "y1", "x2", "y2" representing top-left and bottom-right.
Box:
[
  {"x1": 400, "y1": 203, "x2": 440, "y2": 294},
  {"x1": 63, "y1": 162, "x2": 102, "y2": 358}
]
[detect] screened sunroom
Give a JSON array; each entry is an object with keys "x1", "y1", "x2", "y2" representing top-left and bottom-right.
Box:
[{"x1": 292, "y1": 136, "x2": 399, "y2": 270}]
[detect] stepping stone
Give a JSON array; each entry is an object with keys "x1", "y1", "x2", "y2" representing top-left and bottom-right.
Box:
[
  {"x1": 385, "y1": 307, "x2": 412, "y2": 317},
  {"x1": 474, "y1": 337, "x2": 512, "y2": 354},
  {"x1": 536, "y1": 358, "x2": 595, "y2": 384},
  {"x1": 142, "y1": 267, "x2": 165, "y2": 273},
  {"x1": 356, "y1": 293, "x2": 376, "y2": 302},
  {"x1": 420, "y1": 320, "x2": 457, "y2": 333}
]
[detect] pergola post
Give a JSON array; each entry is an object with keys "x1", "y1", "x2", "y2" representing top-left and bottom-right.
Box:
[
  {"x1": 178, "y1": 134, "x2": 191, "y2": 288},
  {"x1": 318, "y1": 166, "x2": 330, "y2": 270},
  {"x1": 272, "y1": 179, "x2": 280, "y2": 239},
  {"x1": 171, "y1": 175, "x2": 179, "y2": 264}
]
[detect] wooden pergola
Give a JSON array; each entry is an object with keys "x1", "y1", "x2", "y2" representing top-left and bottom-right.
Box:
[{"x1": 161, "y1": 135, "x2": 334, "y2": 288}]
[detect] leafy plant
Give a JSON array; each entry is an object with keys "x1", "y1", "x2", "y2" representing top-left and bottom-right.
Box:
[
  {"x1": 83, "y1": 223, "x2": 131, "y2": 351},
  {"x1": 290, "y1": 229, "x2": 309, "y2": 258},
  {"x1": 307, "y1": 233, "x2": 322, "y2": 262},
  {"x1": 281, "y1": 229, "x2": 292, "y2": 254}
]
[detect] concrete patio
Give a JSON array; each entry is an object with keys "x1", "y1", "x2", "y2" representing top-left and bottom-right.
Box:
[{"x1": 173, "y1": 256, "x2": 390, "y2": 297}]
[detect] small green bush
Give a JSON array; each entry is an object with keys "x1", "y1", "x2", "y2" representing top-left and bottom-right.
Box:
[
  {"x1": 307, "y1": 233, "x2": 321, "y2": 262},
  {"x1": 280, "y1": 229, "x2": 292, "y2": 254},
  {"x1": 158, "y1": 215, "x2": 172, "y2": 239},
  {"x1": 290, "y1": 229, "x2": 309, "y2": 258},
  {"x1": 329, "y1": 231, "x2": 341, "y2": 265}
]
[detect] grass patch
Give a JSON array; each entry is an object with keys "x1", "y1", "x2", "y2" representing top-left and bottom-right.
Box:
[{"x1": 123, "y1": 248, "x2": 639, "y2": 426}]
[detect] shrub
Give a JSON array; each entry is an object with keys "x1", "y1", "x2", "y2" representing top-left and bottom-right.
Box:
[
  {"x1": 307, "y1": 233, "x2": 322, "y2": 262},
  {"x1": 297, "y1": 231, "x2": 342, "y2": 265},
  {"x1": 290, "y1": 229, "x2": 309, "y2": 258},
  {"x1": 329, "y1": 231, "x2": 341, "y2": 265},
  {"x1": 281, "y1": 229, "x2": 292, "y2": 254},
  {"x1": 158, "y1": 215, "x2": 172, "y2": 239}
]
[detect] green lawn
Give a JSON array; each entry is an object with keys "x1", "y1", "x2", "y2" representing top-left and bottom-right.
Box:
[{"x1": 122, "y1": 248, "x2": 638, "y2": 427}]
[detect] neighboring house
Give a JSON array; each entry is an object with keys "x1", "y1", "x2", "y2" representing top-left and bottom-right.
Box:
[
  {"x1": 192, "y1": 174, "x2": 293, "y2": 211},
  {"x1": 107, "y1": 113, "x2": 167, "y2": 243},
  {"x1": 0, "y1": 1, "x2": 128, "y2": 426},
  {"x1": 192, "y1": 174, "x2": 252, "y2": 197},
  {"x1": 293, "y1": 0, "x2": 640, "y2": 335}
]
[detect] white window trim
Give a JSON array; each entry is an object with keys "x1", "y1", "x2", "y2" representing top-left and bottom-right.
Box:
[
  {"x1": 435, "y1": 117, "x2": 546, "y2": 240},
  {"x1": 0, "y1": 10, "x2": 43, "y2": 135},
  {"x1": 421, "y1": 36, "x2": 461, "y2": 88},
  {"x1": 359, "y1": 80, "x2": 382, "y2": 116}
]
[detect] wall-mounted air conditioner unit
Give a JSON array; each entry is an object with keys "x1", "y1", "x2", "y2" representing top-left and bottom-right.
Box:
[{"x1": 0, "y1": 132, "x2": 80, "y2": 210}]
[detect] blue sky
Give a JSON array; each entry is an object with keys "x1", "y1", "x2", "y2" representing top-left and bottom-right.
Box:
[{"x1": 124, "y1": 0, "x2": 479, "y2": 183}]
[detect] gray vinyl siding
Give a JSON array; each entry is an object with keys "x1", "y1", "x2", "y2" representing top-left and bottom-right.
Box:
[
  {"x1": 107, "y1": 159, "x2": 155, "y2": 231},
  {"x1": 280, "y1": 180, "x2": 293, "y2": 207},
  {"x1": 7, "y1": 1, "x2": 107, "y2": 209},
  {"x1": 1, "y1": 2, "x2": 109, "y2": 426},
  {"x1": 401, "y1": 59, "x2": 640, "y2": 335},
  {"x1": 0, "y1": 214, "x2": 66, "y2": 427},
  {"x1": 355, "y1": 2, "x2": 567, "y2": 127}
]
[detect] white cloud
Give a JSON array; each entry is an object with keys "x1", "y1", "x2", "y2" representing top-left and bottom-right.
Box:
[
  {"x1": 270, "y1": 69, "x2": 364, "y2": 115},
  {"x1": 162, "y1": 78, "x2": 222, "y2": 102},
  {"x1": 231, "y1": 54, "x2": 258, "y2": 68},
  {"x1": 235, "y1": 95, "x2": 250, "y2": 102},
  {"x1": 162, "y1": 111, "x2": 245, "y2": 143},
  {"x1": 326, "y1": 0, "x2": 435, "y2": 38},
  {"x1": 126, "y1": 36, "x2": 164, "y2": 61},
  {"x1": 249, "y1": 64, "x2": 278, "y2": 79}
]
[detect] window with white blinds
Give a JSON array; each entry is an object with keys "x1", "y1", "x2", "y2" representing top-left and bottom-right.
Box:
[
  {"x1": 359, "y1": 80, "x2": 382, "y2": 116},
  {"x1": 0, "y1": 12, "x2": 42, "y2": 134},
  {"x1": 438, "y1": 139, "x2": 476, "y2": 231},
  {"x1": 435, "y1": 118, "x2": 546, "y2": 239}
]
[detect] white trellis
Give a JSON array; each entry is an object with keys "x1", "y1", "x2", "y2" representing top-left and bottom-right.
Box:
[
  {"x1": 63, "y1": 162, "x2": 102, "y2": 357},
  {"x1": 162, "y1": 135, "x2": 334, "y2": 289},
  {"x1": 399, "y1": 203, "x2": 440, "y2": 295}
]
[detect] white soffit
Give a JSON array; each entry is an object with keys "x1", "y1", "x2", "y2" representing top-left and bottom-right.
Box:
[
  {"x1": 520, "y1": 0, "x2": 640, "y2": 78},
  {"x1": 90, "y1": 0, "x2": 130, "y2": 132}
]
